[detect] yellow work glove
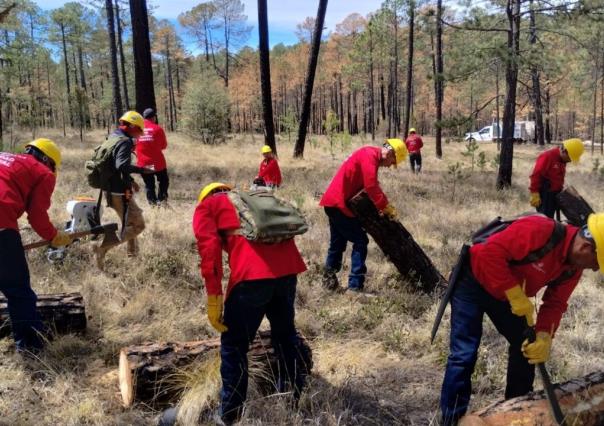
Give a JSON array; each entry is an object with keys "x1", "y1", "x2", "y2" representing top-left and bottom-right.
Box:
[
  {"x1": 521, "y1": 331, "x2": 552, "y2": 364},
  {"x1": 504, "y1": 284, "x2": 535, "y2": 326},
  {"x1": 207, "y1": 294, "x2": 228, "y2": 333},
  {"x1": 529, "y1": 192, "x2": 541, "y2": 208},
  {"x1": 382, "y1": 204, "x2": 398, "y2": 220},
  {"x1": 51, "y1": 230, "x2": 71, "y2": 247}
]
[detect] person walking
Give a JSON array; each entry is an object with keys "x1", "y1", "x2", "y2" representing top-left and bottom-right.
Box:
[
  {"x1": 193, "y1": 182, "x2": 308, "y2": 425},
  {"x1": 136, "y1": 108, "x2": 170, "y2": 206},
  {"x1": 319, "y1": 139, "x2": 407, "y2": 292},
  {"x1": 529, "y1": 138, "x2": 584, "y2": 218},
  {"x1": 440, "y1": 213, "x2": 604, "y2": 425},
  {"x1": 0, "y1": 139, "x2": 71, "y2": 353},
  {"x1": 405, "y1": 128, "x2": 423, "y2": 173}
]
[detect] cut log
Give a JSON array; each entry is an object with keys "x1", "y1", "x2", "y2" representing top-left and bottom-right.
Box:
[
  {"x1": 347, "y1": 190, "x2": 447, "y2": 294},
  {"x1": 0, "y1": 292, "x2": 86, "y2": 338},
  {"x1": 460, "y1": 370, "x2": 604, "y2": 426},
  {"x1": 557, "y1": 186, "x2": 595, "y2": 227},
  {"x1": 119, "y1": 330, "x2": 312, "y2": 407}
]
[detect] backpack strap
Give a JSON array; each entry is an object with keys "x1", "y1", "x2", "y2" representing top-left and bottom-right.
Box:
[
  {"x1": 545, "y1": 268, "x2": 576, "y2": 288},
  {"x1": 510, "y1": 220, "x2": 566, "y2": 265}
]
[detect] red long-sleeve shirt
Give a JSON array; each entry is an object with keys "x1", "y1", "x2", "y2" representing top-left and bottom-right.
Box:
[
  {"x1": 529, "y1": 148, "x2": 566, "y2": 193},
  {"x1": 0, "y1": 153, "x2": 57, "y2": 241},
  {"x1": 320, "y1": 146, "x2": 388, "y2": 217},
  {"x1": 257, "y1": 158, "x2": 282, "y2": 186},
  {"x1": 136, "y1": 119, "x2": 168, "y2": 171},
  {"x1": 470, "y1": 215, "x2": 582, "y2": 334},
  {"x1": 193, "y1": 192, "x2": 306, "y2": 298},
  {"x1": 405, "y1": 134, "x2": 423, "y2": 154}
]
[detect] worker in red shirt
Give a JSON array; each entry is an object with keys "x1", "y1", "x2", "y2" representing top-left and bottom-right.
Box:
[
  {"x1": 136, "y1": 108, "x2": 169, "y2": 206},
  {"x1": 440, "y1": 213, "x2": 604, "y2": 425},
  {"x1": 529, "y1": 138, "x2": 584, "y2": 218},
  {"x1": 320, "y1": 139, "x2": 407, "y2": 292},
  {"x1": 193, "y1": 182, "x2": 307, "y2": 424},
  {"x1": 405, "y1": 127, "x2": 423, "y2": 173},
  {"x1": 255, "y1": 145, "x2": 282, "y2": 189},
  {"x1": 0, "y1": 139, "x2": 71, "y2": 353}
]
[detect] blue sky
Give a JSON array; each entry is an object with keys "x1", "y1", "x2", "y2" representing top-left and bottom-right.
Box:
[{"x1": 37, "y1": 0, "x2": 385, "y2": 49}]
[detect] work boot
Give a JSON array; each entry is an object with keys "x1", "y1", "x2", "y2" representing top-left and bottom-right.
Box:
[
  {"x1": 322, "y1": 268, "x2": 340, "y2": 291},
  {"x1": 127, "y1": 239, "x2": 139, "y2": 257},
  {"x1": 92, "y1": 245, "x2": 106, "y2": 270}
]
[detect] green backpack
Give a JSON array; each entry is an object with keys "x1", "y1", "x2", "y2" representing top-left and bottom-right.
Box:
[
  {"x1": 85, "y1": 133, "x2": 128, "y2": 190},
  {"x1": 227, "y1": 189, "x2": 308, "y2": 244}
]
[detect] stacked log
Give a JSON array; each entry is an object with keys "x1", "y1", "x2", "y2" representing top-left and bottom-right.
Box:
[
  {"x1": 460, "y1": 370, "x2": 604, "y2": 425},
  {"x1": 0, "y1": 292, "x2": 86, "y2": 337},
  {"x1": 119, "y1": 330, "x2": 312, "y2": 407},
  {"x1": 347, "y1": 190, "x2": 447, "y2": 294}
]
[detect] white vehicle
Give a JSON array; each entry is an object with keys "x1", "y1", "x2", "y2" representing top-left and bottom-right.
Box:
[{"x1": 465, "y1": 121, "x2": 532, "y2": 142}]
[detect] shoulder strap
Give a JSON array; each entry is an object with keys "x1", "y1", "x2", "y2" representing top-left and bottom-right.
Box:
[
  {"x1": 546, "y1": 268, "x2": 576, "y2": 288},
  {"x1": 510, "y1": 220, "x2": 566, "y2": 265}
]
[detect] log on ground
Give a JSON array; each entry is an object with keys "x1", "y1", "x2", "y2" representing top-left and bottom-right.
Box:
[
  {"x1": 557, "y1": 186, "x2": 595, "y2": 227},
  {"x1": 460, "y1": 370, "x2": 604, "y2": 426},
  {"x1": 347, "y1": 190, "x2": 447, "y2": 294},
  {"x1": 119, "y1": 330, "x2": 313, "y2": 407},
  {"x1": 0, "y1": 292, "x2": 86, "y2": 338}
]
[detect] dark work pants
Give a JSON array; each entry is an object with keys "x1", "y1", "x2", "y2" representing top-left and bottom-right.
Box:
[
  {"x1": 536, "y1": 179, "x2": 560, "y2": 219},
  {"x1": 0, "y1": 230, "x2": 44, "y2": 351},
  {"x1": 220, "y1": 275, "x2": 307, "y2": 424},
  {"x1": 409, "y1": 153, "x2": 422, "y2": 173},
  {"x1": 324, "y1": 207, "x2": 369, "y2": 290},
  {"x1": 141, "y1": 168, "x2": 169, "y2": 204},
  {"x1": 440, "y1": 261, "x2": 534, "y2": 425}
]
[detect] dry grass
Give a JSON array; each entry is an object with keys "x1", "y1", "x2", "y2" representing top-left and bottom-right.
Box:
[{"x1": 2, "y1": 129, "x2": 603, "y2": 425}]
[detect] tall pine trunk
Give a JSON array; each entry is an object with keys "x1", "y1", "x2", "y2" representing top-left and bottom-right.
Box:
[
  {"x1": 105, "y1": 0, "x2": 123, "y2": 119},
  {"x1": 257, "y1": 0, "x2": 276, "y2": 153},
  {"x1": 403, "y1": 0, "x2": 415, "y2": 138},
  {"x1": 116, "y1": 0, "x2": 130, "y2": 110},
  {"x1": 293, "y1": 0, "x2": 328, "y2": 158},
  {"x1": 529, "y1": 0, "x2": 544, "y2": 145},
  {"x1": 435, "y1": 0, "x2": 443, "y2": 158},
  {"x1": 129, "y1": 0, "x2": 156, "y2": 113},
  {"x1": 59, "y1": 23, "x2": 73, "y2": 127}
]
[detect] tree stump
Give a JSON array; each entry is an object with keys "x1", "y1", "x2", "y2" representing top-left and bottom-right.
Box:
[
  {"x1": 557, "y1": 186, "x2": 595, "y2": 227},
  {"x1": 347, "y1": 190, "x2": 446, "y2": 294},
  {"x1": 460, "y1": 370, "x2": 604, "y2": 426},
  {"x1": 118, "y1": 330, "x2": 313, "y2": 407},
  {"x1": 0, "y1": 292, "x2": 86, "y2": 338}
]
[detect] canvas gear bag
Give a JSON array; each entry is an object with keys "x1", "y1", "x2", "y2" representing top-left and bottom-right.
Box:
[
  {"x1": 227, "y1": 189, "x2": 308, "y2": 243},
  {"x1": 85, "y1": 133, "x2": 129, "y2": 190}
]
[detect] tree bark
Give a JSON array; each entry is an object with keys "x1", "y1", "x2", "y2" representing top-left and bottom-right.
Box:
[
  {"x1": 105, "y1": 0, "x2": 123, "y2": 119},
  {"x1": 59, "y1": 22, "x2": 73, "y2": 127},
  {"x1": 460, "y1": 370, "x2": 604, "y2": 426},
  {"x1": 118, "y1": 330, "x2": 313, "y2": 408},
  {"x1": 129, "y1": 0, "x2": 157, "y2": 113},
  {"x1": 403, "y1": 0, "x2": 415, "y2": 138},
  {"x1": 529, "y1": 0, "x2": 544, "y2": 146},
  {"x1": 347, "y1": 190, "x2": 446, "y2": 294},
  {"x1": 257, "y1": 0, "x2": 276, "y2": 153},
  {"x1": 435, "y1": 0, "x2": 444, "y2": 158},
  {"x1": 293, "y1": 0, "x2": 328, "y2": 158},
  {"x1": 0, "y1": 292, "x2": 86, "y2": 338},
  {"x1": 115, "y1": 0, "x2": 130, "y2": 110},
  {"x1": 368, "y1": 19, "x2": 376, "y2": 141}
]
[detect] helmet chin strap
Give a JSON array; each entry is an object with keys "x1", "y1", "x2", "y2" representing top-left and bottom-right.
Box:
[{"x1": 25, "y1": 146, "x2": 55, "y2": 172}]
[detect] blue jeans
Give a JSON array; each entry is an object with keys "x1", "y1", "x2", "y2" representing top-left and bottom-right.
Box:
[
  {"x1": 440, "y1": 261, "x2": 534, "y2": 425},
  {"x1": 324, "y1": 207, "x2": 369, "y2": 289},
  {"x1": 220, "y1": 275, "x2": 307, "y2": 423},
  {"x1": 0, "y1": 229, "x2": 44, "y2": 351}
]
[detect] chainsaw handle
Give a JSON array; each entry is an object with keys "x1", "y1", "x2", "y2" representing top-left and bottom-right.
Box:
[{"x1": 23, "y1": 224, "x2": 118, "y2": 250}]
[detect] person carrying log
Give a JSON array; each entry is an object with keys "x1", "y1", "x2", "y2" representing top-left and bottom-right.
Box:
[
  {"x1": 91, "y1": 111, "x2": 151, "y2": 270},
  {"x1": 0, "y1": 139, "x2": 71, "y2": 353},
  {"x1": 405, "y1": 127, "x2": 423, "y2": 173},
  {"x1": 529, "y1": 138, "x2": 584, "y2": 218},
  {"x1": 193, "y1": 182, "x2": 308, "y2": 425},
  {"x1": 440, "y1": 213, "x2": 604, "y2": 425},
  {"x1": 135, "y1": 108, "x2": 170, "y2": 207},
  {"x1": 254, "y1": 145, "x2": 282, "y2": 189},
  {"x1": 319, "y1": 139, "x2": 408, "y2": 293}
]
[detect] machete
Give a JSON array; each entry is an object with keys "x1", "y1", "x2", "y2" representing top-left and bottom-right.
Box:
[{"x1": 430, "y1": 244, "x2": 470, "y2": 344}]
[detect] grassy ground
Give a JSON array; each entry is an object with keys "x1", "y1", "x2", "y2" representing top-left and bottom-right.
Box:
[{"x1": 1, "y1": 130, "x2": 603, "y2": 425}]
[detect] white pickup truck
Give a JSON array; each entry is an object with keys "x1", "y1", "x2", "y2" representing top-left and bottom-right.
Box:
[{"x1": 465, "y1": 121, "x2": 533, "y2": 142}]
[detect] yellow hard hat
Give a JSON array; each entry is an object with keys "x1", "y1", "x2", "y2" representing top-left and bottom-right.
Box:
[
  {"x1": 119, "y1": 110, "x2": 145, "y2": 131},
  {"x1": 198, "y1": 182, "x2": 232, "y2": 203},
  {"x1": 25, "y1": 138, "x2": 61, "y2": 170},
  {"x1": 386, "y1": 138, "x2": 408, "y2": 165},
  {"x1": 562, "y1": 138, "x2": 584, "y2": 163},
  {"x1": 409, "y1": 128, "x2": 416, "y2": 133},
  {"x1": 261, "y1": 145, "x2": 272, "y2": 154},
  {"x1": 587, "y1": 213, "x2": 604, "y2": 273}
]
